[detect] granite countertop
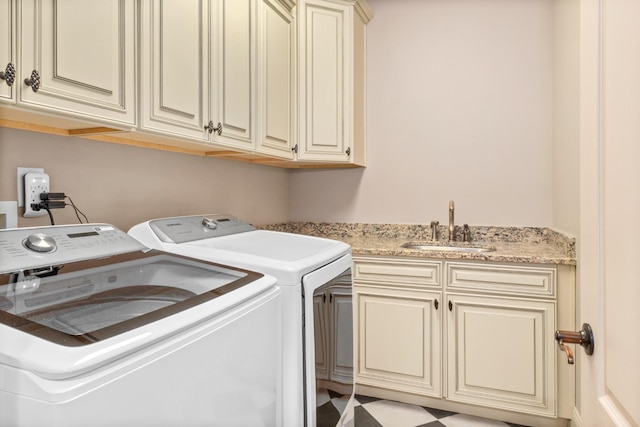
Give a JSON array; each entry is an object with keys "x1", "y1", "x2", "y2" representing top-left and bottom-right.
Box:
[{"x1": 264, "y1": 222, "x2": 577, "y2": 266}]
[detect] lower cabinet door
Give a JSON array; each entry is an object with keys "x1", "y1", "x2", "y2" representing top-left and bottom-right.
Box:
[
  {"x1": 446, "y1": 294, "x2": 556, "y2": 416},
  {"x1": 354, "y1": 285, "x2": 442, "y2": 397}
]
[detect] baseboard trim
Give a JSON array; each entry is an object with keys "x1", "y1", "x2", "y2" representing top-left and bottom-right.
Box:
[{"x1": 571, "y1": 407, "x2": 582, "y2": 427}]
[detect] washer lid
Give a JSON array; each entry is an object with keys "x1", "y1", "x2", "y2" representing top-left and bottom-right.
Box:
[
  {"x1": 129, "y1": 215, "x2": 352, "y2": 285},
  {"x1": 171, "y1": 230, "x2": 350, "y2": 285},
  {"x1": 0, "y1": 251, "x2": 267, "y2": 346},
  {"x1": 0, "y1": 249, "x2": 276, "y2": 378}
]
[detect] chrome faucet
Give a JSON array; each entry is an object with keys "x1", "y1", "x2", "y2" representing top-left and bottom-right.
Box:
[
  {"x1": 448, "y1": 200, "x2": 455, "y2": 241},
  {"x1": 430, "y1": 221, "x2": 439, "y2": 241}
]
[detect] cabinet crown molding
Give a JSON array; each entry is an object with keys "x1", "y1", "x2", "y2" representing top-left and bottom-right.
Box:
[
  {"x1": 276, "y1": 0, "x2": 296, "y2": 11},
  {"x1": 354, "y1": 0, "x2": 373, "y2": 22}
]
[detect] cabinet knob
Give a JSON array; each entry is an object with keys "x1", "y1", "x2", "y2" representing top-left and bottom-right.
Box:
[
  {"x1": 291, "y1": 144, "x2": 298, "y2": 154},
  {"x1": 0, "y1": 63, "x2": 16, "y2": 86},
  {"x1": 346, "y1": 147, "x2": 351, "y2": 156},
  {"x1": 204, "y1": 121, "x2": 222, "y2": 135},
  {"x1": 24, "y1": 69, "x2": 40, "y2": 92},
  {"x1": 555, "y1": 323, "x2": 594, "y2": 364}
]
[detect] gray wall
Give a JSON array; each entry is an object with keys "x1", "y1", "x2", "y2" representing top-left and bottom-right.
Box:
[
  {"x1": 0, "y1": 127, "x2": 289, "y2": 230},
  {"x1": 290, "y1": 0, "x2": 561, "y2": 227}
]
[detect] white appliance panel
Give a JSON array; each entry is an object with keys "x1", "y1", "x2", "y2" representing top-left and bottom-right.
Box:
[
  {"x1": 128, "y1": 215, "x2": 353, "y2": 427},
  {"x1": 0, "y1": 223, "x2": 282, "y2": 426}
]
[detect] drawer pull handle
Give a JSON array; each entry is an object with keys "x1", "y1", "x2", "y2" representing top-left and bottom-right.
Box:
[{"x1": 555, "y1": 323, "x2": 594, "y2": 364}]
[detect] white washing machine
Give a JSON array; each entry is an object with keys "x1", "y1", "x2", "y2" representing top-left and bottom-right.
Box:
[
  {"x1": 0, "y1": 223, "x2": 281, "y2": 427},
  {"x1": 129, "y1": 214, "x2": 354, "y2": 427}
]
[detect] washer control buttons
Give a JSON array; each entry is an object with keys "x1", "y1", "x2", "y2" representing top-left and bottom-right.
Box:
[
  {"x1": 24, "y1": 233, "x2": 57, "y2": 253},
  {"x1": 202, "y1": 218, "x2": 218, "y2": 230}
]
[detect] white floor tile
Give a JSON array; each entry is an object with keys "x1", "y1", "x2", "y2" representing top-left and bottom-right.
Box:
[
  {"x1": 332, "y1": 394, "x2": 351, "y2": 415},
  {"x1": 440, "y1": 413, "x2": 510, "y2": 427},
  {"x1": 316, "y1": 389, "x2": 331, "y2": 407},
  {"x1": 362, "y1": 399, "x2": 438, "y2": 427}
]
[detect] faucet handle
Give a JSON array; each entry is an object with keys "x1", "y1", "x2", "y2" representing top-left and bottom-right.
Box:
[
  {"x1": 430, "y1": 220, "x2": 440, "y2": 241},
  {"x1": 462, "y1": 224, "x2": 471, "y2": 242}
]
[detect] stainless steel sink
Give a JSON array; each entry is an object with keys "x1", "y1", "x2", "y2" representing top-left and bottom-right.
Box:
[{"x1": 401, "y1": 242, "x2": 496, "y2": 253}]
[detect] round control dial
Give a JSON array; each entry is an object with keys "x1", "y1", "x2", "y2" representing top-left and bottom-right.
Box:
[
  {"x1": 202, "y1": 218, "x2": 218, "y2": 230},
  {"x1": 24, "y1": 233, "x2": 57, "y2": 253}
]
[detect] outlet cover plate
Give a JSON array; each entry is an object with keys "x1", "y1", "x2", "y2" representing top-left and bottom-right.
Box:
[
  {"x1": 17, "y1": 167, "x2": 44, "y2": 207},
  {"x1": 23, "y1": 172, "x2": 50, "y2": 217}
]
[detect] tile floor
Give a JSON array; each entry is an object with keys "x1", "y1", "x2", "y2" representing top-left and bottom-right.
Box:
[{"x1": 352, "y1": 395, "x2": 531, "y2": 427}]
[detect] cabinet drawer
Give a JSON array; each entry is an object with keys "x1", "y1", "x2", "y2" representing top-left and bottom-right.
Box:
[
  {"x1": 446, "y1": 262, "x2": 556, "y2": 297},
  {"x1": 353, "y1": 257, "x2": 441, "y2": 288}
]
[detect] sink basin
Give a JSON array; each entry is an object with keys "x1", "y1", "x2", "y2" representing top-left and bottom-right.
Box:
[{"x1": 401, "y1": 242, "x2": 496, "y2": 253}]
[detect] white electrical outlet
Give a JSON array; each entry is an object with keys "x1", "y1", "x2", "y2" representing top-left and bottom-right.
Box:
[
  {"x1": 23, "y1": 172, "x2": 50, "y2": 218},
  {"x1": 17, "y1": 167, "x2": 44, "y2": 207}
]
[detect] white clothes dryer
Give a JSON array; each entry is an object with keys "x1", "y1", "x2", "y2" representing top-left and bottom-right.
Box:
[
  {"x1": 129, "y1": 214, "x2": 354, "y2": 427},
  {"x1": 0, "y1": 223, "x2": 281, "y2": 427}
]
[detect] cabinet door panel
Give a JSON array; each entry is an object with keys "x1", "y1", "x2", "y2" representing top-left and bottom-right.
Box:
[
  {"x1": 447, "y1": 294, "x2": 556, "y2": 416},
  {"x1": 19, "y1": 0, "x2": 135, "y2": 125},
  {"x1": 211, "y1": 0, "x2": 255, "y2": 149},
  {"x1": 355, "y1": 286, "x2": 441, "y2": 397},
  {"x1": 140, "y1": 0, "x2": 208, "y2": 139},
  {"x1": 297, "y1": 0, "x2": 350, "y2": 162},
  {"x1": 330, "y1": 288, "x2": 353, "y2": 384},
  {"x1": 256, "y1": 0, "x2": 294, "y2": 159},
  {"x1": 313, "y1": 293, "x2": 329, "y2": 380},
  {"x1": 0, "y1": 0, "x2": 15, "y2": 103}
]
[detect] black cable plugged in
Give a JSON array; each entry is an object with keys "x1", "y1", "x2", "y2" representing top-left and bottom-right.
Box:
[
  {"x1": 66, "y1": 196, "x2": 89, "y2": 224},
  {"x1": 31, "y1": 192, "x2": 89, "y2": 225}
]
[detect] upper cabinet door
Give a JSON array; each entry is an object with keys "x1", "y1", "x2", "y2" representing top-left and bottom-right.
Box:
[
  {"x1": 255, "y1": 0, "x2": 295, "y2": 160},
  {"x1": 298, "y1": 0, "x2": 350, "y2": 162},
  {"x1": 210, "y1": 0, "x2": 256, "y2": 151},
  {"x1": 0, "y1": 0, "x2": 16, "y2": 103},
  {"x1": 19, "y1": 0, "x2": 135, "y2": 126},
  {"x1": 297, "y1": 0, "x2": 371, "y2": 165},
  {"x1": 139, "y1": 0, "x2": 209, "y2": 141}
]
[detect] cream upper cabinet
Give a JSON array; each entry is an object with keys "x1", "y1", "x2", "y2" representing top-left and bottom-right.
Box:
[
  {"x1": 139, "y1": 0, "x2": 210, "y2": 140},
  {"x1": 140, "y1": 0, "x2": 293, "y2": 156},
  {"x1": 0, "y1": 0, "x2": 16, "y2": 103},
  {"x1": 296, "y1": 0, "x2": 371, "y2": 165},
  {"x1": 18, "y1": 0, "x2": 136, "y2": 126},
  {"x1": 255, "y1": 0, "x2": 295, "y2": 159},
  {"x1": 209, "y1": 0, "x2": 256, "y2": 151}
]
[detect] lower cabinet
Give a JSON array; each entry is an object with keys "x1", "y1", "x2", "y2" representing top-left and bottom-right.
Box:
[
  {"x1": 353, "y1": 256, "x2": 575, "y2": 423},
  {"x1": 314, "y1": 284, "x2": 354, "y2": 388},
  {"x1": 354, "y1": 285, "x2": 442, "y2": 397},
  {"x1": 446, "y1": 294, "x2": 556, "y2": 416}
]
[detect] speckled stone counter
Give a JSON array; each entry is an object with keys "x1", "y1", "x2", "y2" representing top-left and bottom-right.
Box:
[{"x1": 263, "y1": 222, "x2": 576, "y2": 266}]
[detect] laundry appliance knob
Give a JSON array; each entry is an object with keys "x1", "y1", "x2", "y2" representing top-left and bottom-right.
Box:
[
  {"x1": 202, "y1": 218, "x2": 218, "y2": 230},
  {"x1": 24, "y1": 233, "x2": 57, "y2": 253}
]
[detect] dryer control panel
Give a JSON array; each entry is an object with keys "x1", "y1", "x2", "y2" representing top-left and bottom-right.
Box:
[
  {"x1": 0, "y1": 224, "x2": 146, "y2": 274},
  {"x1": 148, "y1": 214, "x2": 256, "y2": 243}
]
